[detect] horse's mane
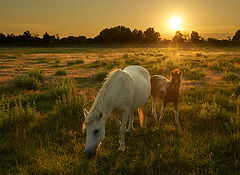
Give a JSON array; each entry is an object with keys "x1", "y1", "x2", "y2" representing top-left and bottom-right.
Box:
[
  {"x1": 93, "y1": 69, "x2": 122, "y2": 108},
  {"x1": 85, "y1": 69, "x2": 124, "y2": 124}
]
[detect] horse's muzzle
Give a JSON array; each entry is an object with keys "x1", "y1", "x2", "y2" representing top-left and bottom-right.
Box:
[{"x1": 85, "y1": 147, "x2": 97, "y2": 158}]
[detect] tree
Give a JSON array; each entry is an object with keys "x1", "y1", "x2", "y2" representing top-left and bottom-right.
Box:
[
  {"x1": 172, "y1": 31, "x2": 186, "y2": 45},
  {"x1": 23, "y1": 30, "x2": 31, "y2": 38},
  {"x1": 43, "y1": 32, "x2": 50, "y2": 46},
  {"x1": 143, "y1": 28, "x2": 160, "y2": 43},
  {"x1": 190, "y1": 31, "x2": 201, "y2": 43},
  {"x1": 0, "y1": 33, "x2": 6, "y2": 44},
  {"x1": 95, "y1": 25, "x2": 132, "y2": 44},
  {"x1": 232, "y1": 30, "x2": 240, "y2": 41},
  {"x1": 132, "y1": 29, "x2": 144, "y2": 43}
]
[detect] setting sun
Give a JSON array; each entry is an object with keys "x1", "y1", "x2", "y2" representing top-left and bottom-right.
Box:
[{"x1": 169, "y1": 17, "x2": 182, "y2": 31}]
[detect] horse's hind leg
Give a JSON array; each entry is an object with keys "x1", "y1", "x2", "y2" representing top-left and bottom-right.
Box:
[{"x1": 118, "y1": 110, "x2": 129, "y2": 152}]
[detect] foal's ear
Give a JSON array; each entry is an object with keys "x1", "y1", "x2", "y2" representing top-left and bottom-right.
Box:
[{"x1": 83, "y1": 108, "x2": 89, "y2": 118}]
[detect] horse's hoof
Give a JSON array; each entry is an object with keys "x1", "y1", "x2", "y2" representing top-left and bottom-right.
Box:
[
  {"x1": 118, "y1": 146, "x2": 125, "y2": 152},
  {"x1": 176, "y1": 124, "x2": 181, "y2": 130},
  {"x1": 153, "y1": 115, "x2": 158, "y2": 121},
  {"x1": 127, "y1": 127, "x2": 134, "y2": 132},
  {"x1": 126, "y1": 128, "x2": 131, "y2": 132},
  {"x1": 159, "y1": 117, "x2": 162, "y2": 122}
]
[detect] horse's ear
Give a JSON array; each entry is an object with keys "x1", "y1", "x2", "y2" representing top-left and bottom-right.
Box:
[
  {"x1": 180, "y1": 71, "x2": 182, "y2": 77},
  {"x1": 83, "y1": 108, "x2": 89, "y2": 118},
  {"x1": 171, "y1": 71, "x2": 174, "y2": 77}
]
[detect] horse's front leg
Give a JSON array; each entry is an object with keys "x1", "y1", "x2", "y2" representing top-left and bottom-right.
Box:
[
  {"x1": 152, "y1": 96, "x2": 158, "y2": 121},
  {"x1": 114, "y1": 113, "x2": 121, "y2": 127},
  {"x1": 174, "y1": 102, "x2": 181, "y2": 127},
  {"x1": 118, "y1": 111, "x2": 129, "y2": 152},
  {"x1": 159, "y1": 101, "x2": 166, "y2": 122},
  {"x1": 127, "y1": 114, "x2": 134, "y2": 132}
]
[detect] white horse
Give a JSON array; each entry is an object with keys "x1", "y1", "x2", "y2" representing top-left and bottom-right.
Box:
[{"x1": 82, "y1": 65, "x2": 151, "y2": 158}]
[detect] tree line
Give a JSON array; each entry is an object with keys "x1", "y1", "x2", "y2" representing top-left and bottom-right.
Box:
[{"x1": 0, "y1": 25, "x2": 240, "y2": 47}]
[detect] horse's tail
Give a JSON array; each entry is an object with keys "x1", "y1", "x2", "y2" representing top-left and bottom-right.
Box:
[{"x1": 138, "y1": 106, "x2": 144, "y2": 127}]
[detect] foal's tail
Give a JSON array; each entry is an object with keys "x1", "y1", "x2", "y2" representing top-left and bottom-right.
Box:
[{"x1": 138, "y1": 106, "x2": 144, "y2": 127}]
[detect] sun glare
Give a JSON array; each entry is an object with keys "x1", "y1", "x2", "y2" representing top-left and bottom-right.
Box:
[{"x1": 169, "y1": 17, "x2": 182, "y2": 31}]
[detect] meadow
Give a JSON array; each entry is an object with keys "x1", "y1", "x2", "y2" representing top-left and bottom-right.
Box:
[{"x1": 0, "y1": 46, "x2": 240, "y2": 174}]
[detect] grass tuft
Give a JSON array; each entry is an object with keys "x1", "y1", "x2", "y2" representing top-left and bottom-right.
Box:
[
  {"x1": 13, "y1": 70, "x2": 44, "y2": 90},
  {"x1": 95, "y1": 71, "x2": 108, "y2": 81},
  {"x1": 55, "y1": 69, "x2": 67, "y2": 76}
]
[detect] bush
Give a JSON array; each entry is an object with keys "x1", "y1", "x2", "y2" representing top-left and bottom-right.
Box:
[
  {"x1": 27, "y1": 70, "x2": 44, "y2": 82},
  {"x1": 13, "y1": 70, "x2": 44, "y2": 90},
  {"x1": 199, "y1": 101, "x2": 221, "y2": 120},
  {"x1": 48, "y1": 78, "x2": 76, "y2": 99},
  {"x1": 222, "y1": 72, "x2": 240, "y2": 85},
  {"x1": 55, "y1": 70, "x2": 67, "y2": 76},
  {"x1": 199, "y1": 100, "x2": 234, "y2": 133},
  {"x1": 13, "y1": 75, "x2": 40, "y2": 90},
  {"x1": 95, "y1": 71, "x2": 108, "y2": 81},
  {"x1": 0, "y1": 96, "x2": 41, "y2": 132},
  {"x1": 53, "y1": 90, "x2": 85, "y2": 129}
]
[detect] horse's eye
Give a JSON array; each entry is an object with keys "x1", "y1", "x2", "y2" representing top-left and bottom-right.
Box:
[{"x1": 94, "y1": 129, "x2": 99, "y2": 135}]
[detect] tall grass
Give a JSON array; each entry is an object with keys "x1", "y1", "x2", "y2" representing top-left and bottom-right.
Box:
[
  {"x1": 0, "y1": 96, "x2": 41, "y2": 133},
  {"x1": 1, "y1": 47, "x2": 240, "y2": 174}
]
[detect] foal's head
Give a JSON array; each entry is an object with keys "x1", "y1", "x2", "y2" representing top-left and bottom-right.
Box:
[
  {"x1": 82, "y1": 108, "x2": 105, "y2": 158},
  {"x1": 170, "y1": 69, "x2": 182, "y2": 91}
]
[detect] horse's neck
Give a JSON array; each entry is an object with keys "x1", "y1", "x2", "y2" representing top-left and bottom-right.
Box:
[
  {"x1": 168, "y1": 81, "x2": 180, "y2": 93},
  {"x1": 92, "y1": 87, "x2": 116, "y2": 122}
]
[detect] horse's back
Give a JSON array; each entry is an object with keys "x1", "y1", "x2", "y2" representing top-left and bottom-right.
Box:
[
  {"x1": 123, "y1": 65, "x2": 151, "y2": 108},
  {"x1": 151, "y1": 75, "x2": 169, "y2": 99},
  {"x1": 123, "y1": 65, "x2": 150, "y2": 81}
]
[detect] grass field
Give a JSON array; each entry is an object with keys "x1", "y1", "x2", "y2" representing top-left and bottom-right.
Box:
[{"x1": 0, "y1": 47, "x2": 240, "y2": 174}]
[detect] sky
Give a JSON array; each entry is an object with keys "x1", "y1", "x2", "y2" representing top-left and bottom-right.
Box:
[{"x1": 0, "y1": 0, "x2": 240, "y2": 39}]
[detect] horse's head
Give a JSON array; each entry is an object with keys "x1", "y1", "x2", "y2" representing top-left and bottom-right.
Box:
[
  {"x1": 170, "y1": 69, "x2": 182, "y2": 91},
  {"x1": 82, "y1": 108, "x2": 105, "y2": 158}
]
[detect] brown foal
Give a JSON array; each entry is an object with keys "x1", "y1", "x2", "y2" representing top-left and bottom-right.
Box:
[{"x1": 151, "y1": 69, "x2": 182, "y2": 127}]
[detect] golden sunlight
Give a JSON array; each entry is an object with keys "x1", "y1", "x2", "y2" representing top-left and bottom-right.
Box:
[{"x1": 169, "y1": 16, "x2": 182, "y2": 31}]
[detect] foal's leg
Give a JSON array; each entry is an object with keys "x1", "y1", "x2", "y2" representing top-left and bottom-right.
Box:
[
  {"x1": 142, "y1": 106, "x2": 147, "y2": 128},
  {"x1": 159, "y1": 101, "x2": 166, "y2": 122},
  {"x1": 174, "y1": 102, "x2": 181, "y2": 127},
  {"x1": 152, "y1": 96, "x2": 158, "y2": 121},
  {"x1": 118, "y1": 110, "x2": 129, "y2": 152}
]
